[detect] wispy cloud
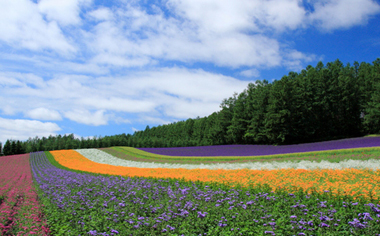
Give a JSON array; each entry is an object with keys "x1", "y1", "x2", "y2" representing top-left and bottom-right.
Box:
[
  {"x1": 64, "y1": 109, "x2": 108, "y2": 126},
  {"x1": 25, "y1": 107, "x2": 62, "y2": 121}
]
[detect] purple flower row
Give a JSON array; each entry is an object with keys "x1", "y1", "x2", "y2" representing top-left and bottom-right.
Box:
[{"x1": 138, "y1": 136, "x2": 380, "y2": 156}]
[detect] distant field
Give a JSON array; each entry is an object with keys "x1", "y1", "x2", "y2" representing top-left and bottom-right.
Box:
[{"x1": 137, "y1": 136, "x2": 380, "y2": 157}]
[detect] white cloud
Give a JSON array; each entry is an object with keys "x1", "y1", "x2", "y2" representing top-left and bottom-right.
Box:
[
  {"x1": 0, "y1": 117, "x2": 61, "y2": 144},
  {"x1": 84, "y1": 0, "x2": 379, "y2": 70},
  {"x1": 282, "y1": 49, "x2": 318, "y2": 71},
  {"x1": 240, "y1": 68, "x2": 260, "y2": 78},
  {"x1": 64, "y1": 109, "x2": 108, "y2": 126},
  {"x1": 131, "y1": 127, "x2": 140, "y2": 133},
  {"x1": 84, "y1": 1, "x2": 284, "y2": 68},
  {"x1": 309, "y1": 0, "x2": 380, "y2": 30},
  {"x1": 113, "y1": 117, "x2": 131, "y2": 125},
  {"x1": 0, "y1": 0, "x2": 76, "y2": 54},
  {"x1": 168, "y1": 0, "x2": 306, "y2": 32},
  {"x1": 257, "y1": 0, "x2": 307, "y2": 30},
  {"x1": 0, "y1": 68, "x2": 251, "y2": 125},
  {"x1": 137, "y1": 116, "x2": 172, "y2": 126},
  {"x1": 79, "y1": 97, "x2": 156, "y2": 113},
  {"x1": 1, "y1": 0, "x2": 379, "y2": 71},
  {"x1": 25, "y1": 107, "x2": 62, "y2": 121},
  {"x1": 87, "y1": 7, "x2": 114, "y2": 21},
  {"x1": 38, "y1": 0, "x2": 91, "y2": 26}
]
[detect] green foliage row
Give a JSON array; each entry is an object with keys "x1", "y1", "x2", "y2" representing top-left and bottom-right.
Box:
[{"x1": 110, "y1": 146, "x2": 380, "y2": 163}]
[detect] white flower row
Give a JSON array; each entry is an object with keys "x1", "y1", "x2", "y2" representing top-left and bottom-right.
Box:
[{"x1": 75, "y1": 148, "x2": 380, "y2": 170}]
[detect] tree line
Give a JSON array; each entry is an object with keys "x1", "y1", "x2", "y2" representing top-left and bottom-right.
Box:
[
  {"x1": 1, "y1": 58, "x2": 379, "y2": 155},
  {"x1": 130, "y1": 58, "x2": 380, "y2": 147}
]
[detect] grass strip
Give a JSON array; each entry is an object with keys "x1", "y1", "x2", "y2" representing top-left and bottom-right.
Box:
[{"x1": 111, "y1": 146, "x2": 380, "y2": 164}]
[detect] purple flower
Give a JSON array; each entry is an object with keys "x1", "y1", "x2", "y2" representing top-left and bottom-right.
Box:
[
  {"x1": 349, "y1": 218, "x2": 366, "y2": 229},
  {"x1": 363, "y1": 212, "x2": 373, "y2": 221},
  {"x1": 88, "y1": 230, "x2": 97, "y2": 235},
  {"x1": 110, "y1": 229, "x2": 119, "y2": 234},
  {"x1": 319, "y1": 222, "x2": 330, "y2": 227},
  {"x1": 319, "y1": 216, "x2": 331, "y2": 221},
  {"x1": 197, "y1": 211, "x2": 208, "y2": 218}
]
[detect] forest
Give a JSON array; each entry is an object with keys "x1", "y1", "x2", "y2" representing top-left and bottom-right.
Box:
[{"x1": 1, "y1": 58, "x2": 379, "y2": 156}]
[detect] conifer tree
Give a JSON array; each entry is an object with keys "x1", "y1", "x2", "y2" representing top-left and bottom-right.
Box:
[{"x1": 3, "y1": 140, "x2": 11, "y2": 156}]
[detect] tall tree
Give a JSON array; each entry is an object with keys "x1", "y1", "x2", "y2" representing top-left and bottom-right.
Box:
[
  {"x1": 3, "y1": 140, "x2": 12, "y2": 156},
  {"x1": 244, "y1": 80, "x2": 272, "y2": 144},
  {"x1": 227, "y1": 91, "x2": 249, "y2": 144},
  {"x1": 263, "y1": 75, "x2": 295, "y2": 144},
  {"x1": 363, "y1": 81, "x2": 380, "y2": 134}
]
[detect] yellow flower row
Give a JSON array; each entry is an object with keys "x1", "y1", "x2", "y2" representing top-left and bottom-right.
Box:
[{"x1": 50, "y1": 150, "x2": 380, "y2": 203}]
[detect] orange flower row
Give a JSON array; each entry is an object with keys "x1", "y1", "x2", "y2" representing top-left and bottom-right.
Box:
[{"x1": 50, "y1": 150, "x2": 380, "y2": 203}]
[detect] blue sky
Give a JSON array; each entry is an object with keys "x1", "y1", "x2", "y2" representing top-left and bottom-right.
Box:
[{"x1": 1, "y1": 0, "x2": 380, "y2": 144}]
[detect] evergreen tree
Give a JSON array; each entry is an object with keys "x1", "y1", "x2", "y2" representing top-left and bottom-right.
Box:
[
  {"x1": 244, "y1": 80, "x2": 271, "y2": 144},
  {"x1": 11, "y1": 140, "x2": 17, "y2": 155},
  {"x1": 364, "y1": 81, "x2": 380, "y2": 134},
  {"x1": 227, "y1": 91, "x2": 249, "y2": 144},
  {"x1": 3, "y1": 140, "x2": 12, "y2": 156},
  {"x1": 16, "y1": 140, "x2": 24, "y2": 154}
]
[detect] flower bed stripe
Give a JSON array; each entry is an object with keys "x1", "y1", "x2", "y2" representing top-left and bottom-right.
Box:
[
  {"x1": 137, "y1": 136, "x2": 380, "y2": 156},
  {"x1": 51, "y1": 150, "x2": 380, "y2": 203},
  {"x1": 0, "y1": 154, "x2": 49, "y2": 235}
]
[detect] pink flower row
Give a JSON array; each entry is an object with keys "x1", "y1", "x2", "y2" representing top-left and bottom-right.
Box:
[{"x1": 0, "y1": 154, "x2": 50, "y2": 235}]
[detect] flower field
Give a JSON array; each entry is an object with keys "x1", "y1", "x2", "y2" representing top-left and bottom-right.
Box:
[
  {"x1": 2, "y1": 140, "x2": 380, "y2": 235},
  {"x1": 0, "y1": 154, "x2": 49, "y2": 235},
  {"x1": 31, "y1": 150, "x2": 380, "y2": 235}
]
